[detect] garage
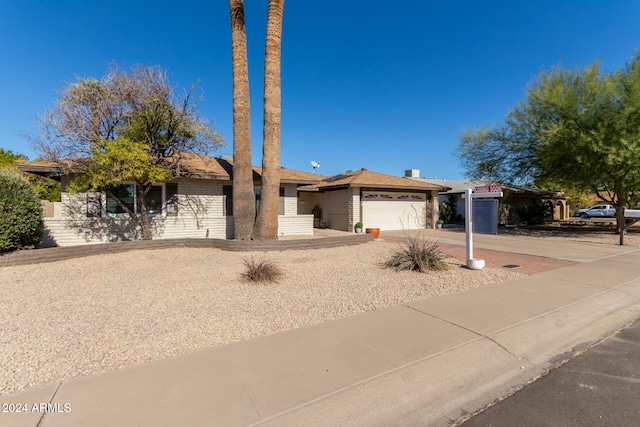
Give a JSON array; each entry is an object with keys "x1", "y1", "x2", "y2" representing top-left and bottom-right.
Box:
[
  {"x1": 362, "y1": 191, "x2": 427, "y2": 230},
  {"x1": 298, "y1": 168, "x2": 448, "y2": 232}
]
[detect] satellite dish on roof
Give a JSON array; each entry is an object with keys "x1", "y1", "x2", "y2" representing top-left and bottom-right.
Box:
[{"x1": 311, "y1": 161, "x2": 320, "y2": 173}]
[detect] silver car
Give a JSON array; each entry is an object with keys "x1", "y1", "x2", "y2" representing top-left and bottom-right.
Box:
[{"x1": 576, "y1": 204, "x2": 616, "y2": 218}]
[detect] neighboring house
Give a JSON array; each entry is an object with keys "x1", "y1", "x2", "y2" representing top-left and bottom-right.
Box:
[
  {"x1": 408, "y1": 174, "x2": 568, "y2": 224},
  {"x1": 298, "y1": 168, "x2": 449, "y2": 232},
  {"x1": 18, "y1": 158, "x2": 448, "y2": 247}
]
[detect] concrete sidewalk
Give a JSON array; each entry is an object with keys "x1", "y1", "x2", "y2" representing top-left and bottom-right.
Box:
[
  {"x1": 381, "y1": 228, "x2": 637, "y2": 263},
  {"x1": 1, "y1": 235, "x2": 639, "y2": 426}
]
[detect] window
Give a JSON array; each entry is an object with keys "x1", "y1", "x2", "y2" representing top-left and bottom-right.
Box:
[
  {"x1": 234, "y1": 186, "x2": 284, "y2": 215},
  {"x1": 279, "y1": 187, "x2": 285, "y2": 215},
  {"x1": 223, "y1": 186, "x2": 233, "y2": 216},
  {"x1": 106, "y1": 184, "x2": 135, "y2": 214},
  {"x1": 105, "y1": 183, "x2": 177, "y2": 216},
  {"x1": 166, "y1": 183, "x2": 178, "y2": 216},
  {"x1": 140, "y1": 185, "x2": 163, "y2": 215}
]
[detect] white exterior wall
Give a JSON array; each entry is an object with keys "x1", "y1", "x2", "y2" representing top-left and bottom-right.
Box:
[
  {"x1": 41, "y1": 180, "x2": 312, "y2": 246},
  {"x1": 349, "y1": 188, "x2": 360, "y2": 232},
  {"x1": 282, "y1": 185, "x2": 298, "y2": 215},
  {"x1": 322, "y1": 189, "x2": 351, "y2": 232},
  {"x1": 277, "y1": 215, "x2": 314, "y2": 236},
  {"x1": 276, "y1": 185, "x2": 313, "y2": 236}
]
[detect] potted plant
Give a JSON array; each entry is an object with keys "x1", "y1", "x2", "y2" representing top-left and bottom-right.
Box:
[
  {"x1": 365, "y1": 227, "x2": 381, "y2": 238},
  {"x1": 354, "y1": 222, "x2": 363, "y2": 233},
  {"x1": 311, "y1": 204, "x2": 322, "y2": 228},
  {"x1": 436, "y1": 219, "x2": 444, "y2": 229}
]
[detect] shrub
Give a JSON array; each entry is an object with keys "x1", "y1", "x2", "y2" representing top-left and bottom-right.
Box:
[
  {"x1": 241, "y1": 257, "x2": 283, "y2": 283},
  {"x1": 439, "y1": 202, "x2": 452, "y2": 222},
  {"x1": 516, "y1": 200, "x2": 553, "y2": 225},
  {"x1": 439, "y1": 195, "x2": 459, "y2": 223},
  {"x1": 384, "y1": 236, "x2": 449, "y2": 273},
  {"x1": 0, "y1": 169, "x2": 42, "y2": 252}
]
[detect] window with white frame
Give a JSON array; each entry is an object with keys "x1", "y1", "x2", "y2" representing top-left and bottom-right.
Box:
[{"x1": 104, "y1": 183, "x2": 176, "y2": 216}]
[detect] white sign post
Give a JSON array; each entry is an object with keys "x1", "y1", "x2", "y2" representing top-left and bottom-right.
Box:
[{"x1": 462, "y1": 187, "x2": 503, "y2": 270}]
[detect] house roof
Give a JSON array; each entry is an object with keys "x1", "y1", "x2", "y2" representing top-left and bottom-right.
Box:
[
  {"x1": 413, "y1": 178, "x2": 565, "y2": 198},
  {"x1": 412, "y1": 178, "x2": 488, "y2": 194},
  {"x1": 301, "y1": 168, "x2": 450, "y2": 192},
  {"x1": 17, "y1": 157, "x2": 448, "y2": 192},
  {"x1": 17, "y1": 154, "x2": 326, "y2": 185},
  {"x1": 15, "y1": 159, "x2": 78, "y2": 178}
]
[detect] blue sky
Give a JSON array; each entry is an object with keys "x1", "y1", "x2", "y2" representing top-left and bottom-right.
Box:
[{"x1": 1, "y1": 1, "x2": 639, "y2": 179}]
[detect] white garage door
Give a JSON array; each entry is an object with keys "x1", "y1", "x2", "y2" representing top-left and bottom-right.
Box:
[{"x1": 362, "y1": 191, "x2": 427, "y2": 231}]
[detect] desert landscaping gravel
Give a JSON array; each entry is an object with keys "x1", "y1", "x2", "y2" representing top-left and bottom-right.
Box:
[
  {"x1": 1, "y1": 239, "x2": 524, "y2": 395},
  {"x1": 1, "y1": 229, "x2": 637, "y2": 396}
]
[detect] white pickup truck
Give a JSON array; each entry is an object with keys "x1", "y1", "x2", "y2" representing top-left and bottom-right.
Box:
[{"x1": 576, "y1": 204, "x2": 616, "y2": 218}]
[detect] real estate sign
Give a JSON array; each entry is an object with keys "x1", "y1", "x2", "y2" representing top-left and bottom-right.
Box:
[{"x1": 473, "y1": 185, "x2": 502, "y2": 193}]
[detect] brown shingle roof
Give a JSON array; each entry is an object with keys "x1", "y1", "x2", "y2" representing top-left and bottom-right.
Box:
[
  {"x1": 17, "y1": 154, "x2": 325, "y2": 184},
  {"x1": 18, "y1": 158, "x2": 448, "y2": 192},
  {"x1": 16, "y1": 160, "x2": 78, "y2": 178},
  {"x1": 301, "y1": 168, "x2": 450, "y2": 192}
]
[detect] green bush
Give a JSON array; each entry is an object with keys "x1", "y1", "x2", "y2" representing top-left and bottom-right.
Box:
[
  {"x1": 241, "y1": 257, "x2": 283, "y2": 283},
  {"x1": 0, "y1": 169, "x2": 42, "y2": 252},
  {"x1": 516, "y1": 200, "x2": 553, "y2": 225},
  {"x1": 384, "y1": 236, "x2": 449, "y2": 273},
  {"x1": 439, "y1": 195, "x2": 459, "y2": 223},
  {"x1": 439, "y1": 202, "x2": 452, "y2": 222}
]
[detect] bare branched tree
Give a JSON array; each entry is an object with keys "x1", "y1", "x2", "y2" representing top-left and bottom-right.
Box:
[{"x1": 34, "y1": 64, "x2": 224, "y2": 239}]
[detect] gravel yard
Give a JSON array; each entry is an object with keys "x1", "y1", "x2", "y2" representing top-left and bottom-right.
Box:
[{"x1": 0, "y1": 239, "x2": 525, "y2": 396}]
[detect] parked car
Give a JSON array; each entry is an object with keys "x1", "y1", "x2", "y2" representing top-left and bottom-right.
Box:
[{"x1": 575, "y1": 204, "x2": 616, "y2": 218}]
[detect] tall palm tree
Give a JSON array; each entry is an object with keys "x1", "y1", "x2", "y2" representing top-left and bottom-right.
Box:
[
  {"x1": 229, "y1": 0, "x2": 255, "y2": 240},
  {"x1": 253, "y1": 0, "x2": 285, "y2": 240}
]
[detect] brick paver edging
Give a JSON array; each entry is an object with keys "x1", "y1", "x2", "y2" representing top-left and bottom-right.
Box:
[{"x1": 0, "y1": 234, "x2": 374, "y2": 267}]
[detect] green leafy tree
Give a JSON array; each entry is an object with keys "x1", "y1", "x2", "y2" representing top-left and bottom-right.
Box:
[
  {"x1": 36, "y1": 65, "x2": 223, "y2": 239},
  {"x1": 0, "y1": 148, "x2": 27, "y2": 168},
  {"x1": 29, "y1": 174, "x2": 62, "y2": 202},
  {"x1": 459, "y1": 53, "x2": 640, "y2": 230},
  {"x1": 0, "y1": 148, "x2": 61, "y2": 202},
  {"x1": 532, "y1": 178, "x2": 591, "y2": 209},
  {"x1": 0, "y1": 169, "x2": 42, "y2": 252}
]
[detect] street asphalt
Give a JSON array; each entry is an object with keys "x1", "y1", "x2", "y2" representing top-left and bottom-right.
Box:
[{"x1": 461, "y1": 317, "x2": 640, "y2": 426}]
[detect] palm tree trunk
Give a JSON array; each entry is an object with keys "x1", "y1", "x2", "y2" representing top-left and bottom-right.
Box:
[
  {"x1": 229, "y1": 0, "x2": 255, "y2": 240},
  {"x1": 254, "y1": 0, "x2": 284, "y2": 240}
]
